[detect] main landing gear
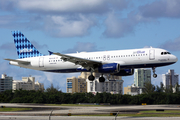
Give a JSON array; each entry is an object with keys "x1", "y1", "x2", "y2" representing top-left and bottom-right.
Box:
[
  {"x1": 88, "y1": 72, "x2": 105, "y2": 82},
  {"x1": 99, "y1": 74, "x2": 105, "y2": 82},
  {"x1": 152, "y1": 67, "x2": 157, "y2": 78}
]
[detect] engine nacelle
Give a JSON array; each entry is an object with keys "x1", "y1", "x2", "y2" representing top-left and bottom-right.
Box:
[
  {"x1": 98, "y1": 63, "x2": 120, "y2": 73},
  {"x1": 114, "y1": 69, "x2": 134, "y2": 76}
]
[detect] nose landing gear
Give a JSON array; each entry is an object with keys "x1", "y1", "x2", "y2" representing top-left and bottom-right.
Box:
[{"x1": 152, "y1": 67, "x2": 157, "y2": 78}]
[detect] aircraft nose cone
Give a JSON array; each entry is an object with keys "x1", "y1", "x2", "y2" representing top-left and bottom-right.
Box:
[
  {"x1": 175, "y1": 56, "x2": 178, "y2": 62},
  {"x1": 172, "y1": 55, "x2": 178, "y2": 62}
]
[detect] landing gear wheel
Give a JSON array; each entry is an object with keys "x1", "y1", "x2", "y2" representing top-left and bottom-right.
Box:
[
  {"x1": 152, "y1": 67, "x2": 157, "y2": 78},
  {"x1": 99, "y1": 77, "x2": 105, "y2": 82},
  {"x1": 153, "y1": 74, "x2": 157, "y2": 78},
  {"x1": 88, "y1": 75, "x2": 95, "y2": 81}
]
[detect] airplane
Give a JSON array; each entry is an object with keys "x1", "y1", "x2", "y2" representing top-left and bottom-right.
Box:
[{"x1": 5, "y1": 31, "x2": 178, "y2": 82}]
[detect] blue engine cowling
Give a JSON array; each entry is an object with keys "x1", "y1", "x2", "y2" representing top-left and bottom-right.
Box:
[
  {"x1": 98, "y1": 63, "x2": 120, "y2": 73},
  {"x1": 113, "y1": 69, "x2": 134, "y2": 76}
]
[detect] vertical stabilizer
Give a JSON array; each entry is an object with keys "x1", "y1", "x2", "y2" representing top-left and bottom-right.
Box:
[{"x1": 12, "y1": 31, "x2": 43, "y2": 59}]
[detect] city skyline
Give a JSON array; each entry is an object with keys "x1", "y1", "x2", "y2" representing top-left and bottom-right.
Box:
[{"x1": 0, "y1": 0, "x2": 180, "y2": 92}]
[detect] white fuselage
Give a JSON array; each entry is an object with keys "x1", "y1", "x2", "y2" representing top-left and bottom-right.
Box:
[{"x1": 9, "y1": 48, "x2": 178, "y2": 73}]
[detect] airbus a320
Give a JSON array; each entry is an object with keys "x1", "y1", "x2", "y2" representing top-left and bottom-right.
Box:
[{"x1": 5, "y1": 31, "x2": 178, "y2": 82}]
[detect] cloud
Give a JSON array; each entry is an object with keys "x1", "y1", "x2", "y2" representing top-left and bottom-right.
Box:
[
  {"x1": 1, "y1": 0, "x2": 180, "y2": 39},
  {"x1": 103, "y1": 13, "x2": 136, "y2": 38},
  {"x1": 0, "y1": 42, "x2": 17, "y2": 57},
  {"x1": 160, "y1": 36, "x2": 180, "y2": 51},
  {"x1": 31, "y1": 41, "x2": 48, "y2": 50},
  {"x1": 139, "y1": 0, "x2": 180, "y2": 18},
  {"x1": 62, "y1": 42, "x2": 98, "y2": 53},
  {"x1": 42, "y1": 72, "x2": 80, "y2": 91},
  {"x1": 0, "y1": 0, "x2": 129, "y2": 38},
  {"x1": 0, "y1": 0, "x2": 128, "y2": 14},
  {"x1": 44, "y1": 15, "x2": 96, "y2": 37},
  {"x1": 103, "y1": 0, "x2": 180, "y2": 38},
  {"x1": 103, "y1": 12, "x2": 154, "y2": 38}
]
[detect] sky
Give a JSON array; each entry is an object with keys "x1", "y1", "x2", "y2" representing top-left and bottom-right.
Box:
[{"x1": 0, "y1": 0, "x2": 180, "y2": 92}]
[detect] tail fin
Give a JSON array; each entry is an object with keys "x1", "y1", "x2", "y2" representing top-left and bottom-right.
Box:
[{"x1": 12, "y1": 31, "x2": 43, "y2": 59}]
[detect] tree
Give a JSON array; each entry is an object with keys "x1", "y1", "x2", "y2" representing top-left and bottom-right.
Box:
[
  {"x1": 143, "y1": 81, "x2": 155, "y2": 94},
  {"x1": 45, "y1": 83, "x2": 61, "y2": 94},
  {"x1": 175, "y1": 82, "x2": 179, "y2": 93},
  {"x1": 164, "y1": 85, "x2": 173, "y2": 93},
  {"x1": 160, "y1": 82, "x2": 164, "y2": 92}
]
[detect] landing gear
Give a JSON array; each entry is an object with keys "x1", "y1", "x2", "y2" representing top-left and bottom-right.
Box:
[
  {"x1": 152, "y1": 67, "x2": 157, "y2": 78},
  {"x1": 99, "y1": 77, "x2": 105, "y2": 82},
  {"x1": 88, "y1": 74, "x2": 95, "y2": 81},
  {"x1": 99, "y1": 75, "x2": 105, "y2": 82}
]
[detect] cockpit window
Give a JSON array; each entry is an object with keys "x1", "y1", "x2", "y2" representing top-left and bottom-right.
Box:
[{"x1": 161, "y1": 52, "x2": 171, "y2": 55}]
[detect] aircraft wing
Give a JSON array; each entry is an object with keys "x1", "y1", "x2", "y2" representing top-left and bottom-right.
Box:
[
  {"x1": 4, "y1": 59, "x2": 30, "y2": 65},
  {"x1": 53, "y1": 52, "x2": 102, "y2": 69}
]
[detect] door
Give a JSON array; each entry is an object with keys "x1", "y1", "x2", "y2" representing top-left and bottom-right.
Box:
[
  {"x1": 39, "y1": 57, "x2": 44, "y2": 67},
  {"x1": 149, "y1": 49, "x2": 155, "y2": 60}
]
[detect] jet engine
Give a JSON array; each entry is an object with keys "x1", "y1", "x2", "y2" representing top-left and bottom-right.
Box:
[
  {"x1": 114, "y1": 69, "x2": 134, "y2": 76},
  {"x1": 98, "y1": 63, "x2": 120, "y2": 73}
]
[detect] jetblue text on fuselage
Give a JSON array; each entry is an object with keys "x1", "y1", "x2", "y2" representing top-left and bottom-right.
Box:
[{"x1": 133, "y1": 51, "x2": 145, "y2": 54}]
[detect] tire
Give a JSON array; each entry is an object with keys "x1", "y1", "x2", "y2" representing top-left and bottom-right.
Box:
[
  {"x1": 99, "y1": 77, "x2": 105, "y2": 82},
  {"x1": 153, "y1": 74, "x2": 157, "y2": 78},
  {"x1": 88, "y1": 75, "x2": 95, "y2": 81}
]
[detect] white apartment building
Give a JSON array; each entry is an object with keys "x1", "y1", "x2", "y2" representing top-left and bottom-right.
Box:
[
  {"x1": 162, "y1": 69, "x2": 179, "y2": 88},
  {"x1": 124, "y1": 84, "x2": 144, "y2": 96},
  {"x1": 87, "y1": 79, "x2": 124, "y2": 94},
  {"x1": 0, "y1": 74, "x2": 13, "y2": 92},
  {"x1": 13, "y1": 76, "x2": 44, "y2": 91},
  {"x1": 67, "y1": 72, "x2": 124, "y2": 94},
  {"x1": 134, "y1": 69, "x2": 151, "y2": 87},
  {"x1": 86, "y1": 74, "x2": 124, "y2": 94}
]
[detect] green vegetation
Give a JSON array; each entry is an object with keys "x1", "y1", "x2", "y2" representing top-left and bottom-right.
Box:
[
  {"x1": 0, "y1": 108, "x2": 32, "y2": 112},
  {"x1": 1, "y1": 89, "x2": 180, "y2": 104},
  {"x1": 1, "y1": 83, "x2": 180, "y2": 104}
]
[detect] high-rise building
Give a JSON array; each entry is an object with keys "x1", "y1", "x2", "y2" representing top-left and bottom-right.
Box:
[
  {"x1": 13, "y1": 76, "x2": 44, "y2": 91},
  {"x1": 66, "y1": 72, "x2": 123, "y2": 94},
  {"x1": 0, "y1": 74, "x2": 13, "y2": 92},
  {"x1": 134, "y1": 69, "x2": 151, "y2": 87},
  {"x1": 124, "y1": 84, "x2": 144, "y2": 96},
  {"x1": 87, "y1": 79, "x2": 124, "y2": 94},
  {"x1": 162, "y1": 69, "x2": 179, "y2": 88},
  {"x1": 66, "y1": 75, "x2": 87, "y2": 93},
  {"x1": 86, "y1": 73, "x2": 124, "y2": 94},
  {"x1": 35, "y1": 81, "x2": 44, "y2": 91}
]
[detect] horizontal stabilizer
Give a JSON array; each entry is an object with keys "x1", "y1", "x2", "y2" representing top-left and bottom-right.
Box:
[{"x1": 4, "y1": 58, "x2": 30, "y2": 65}]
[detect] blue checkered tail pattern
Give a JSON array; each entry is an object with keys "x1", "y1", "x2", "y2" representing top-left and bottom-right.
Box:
[{"x1": 12, "y1": 31, "x2": 44, "y2": 59}]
